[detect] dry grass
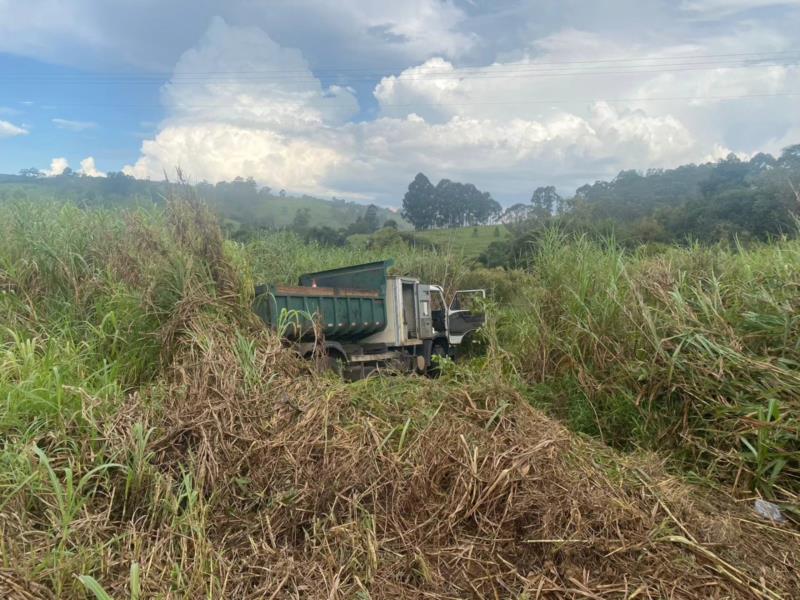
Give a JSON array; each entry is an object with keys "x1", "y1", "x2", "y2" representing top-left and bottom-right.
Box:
[{"x1": 107, "y1": 325, "x2": 799, "y2": 598}]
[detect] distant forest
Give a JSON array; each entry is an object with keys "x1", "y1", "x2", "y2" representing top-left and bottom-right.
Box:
[{"x1": 480, "y1": 144, "x2": 800, "y2": 266}]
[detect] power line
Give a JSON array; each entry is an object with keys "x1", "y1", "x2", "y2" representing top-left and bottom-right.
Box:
[
  {"x1": 3, "y1": 50, "x2": 799, "y2": 83},
  {"x1": 6, "y1": 48, "x2": 800, "y2": 79},
  {"x1": 25, "y1": 91, "x2": 800, "y2": 111},
  {"x1": 4, "y1": 57, "x2": 798, "y2": 86}
]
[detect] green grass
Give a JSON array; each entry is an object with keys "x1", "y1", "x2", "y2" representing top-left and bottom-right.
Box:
[
  {"x1": 412, "y1": 224, "x2": 509, "y2": 260},
  {"x1": 0, "y1": 195, "x2": 798, "y2": 598},
  {"x1": 0, "y1": 180, "x2": 410, "y2": 232},
  {"x1": 215, "y1": 193, "x2": 409, "y2": 230},
  {"x1": 502, "y1": 230, "x2": 800, "y2": 496}
]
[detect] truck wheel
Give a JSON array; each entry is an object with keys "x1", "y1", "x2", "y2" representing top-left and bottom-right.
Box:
[
  {"x1": 323, "y1": 353, "x2": 345, "y2": 376},
  {"x1": 428, "y1": 344, "x2": 446, "y2": 377}
]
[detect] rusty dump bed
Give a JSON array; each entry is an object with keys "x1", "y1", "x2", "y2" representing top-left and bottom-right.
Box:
[
  {"x1": 253, "y1": 260, "x2": 391, "y2": 341},
  {"x1": 273, "y1": 285, "x2": 379, "y2": 298}
]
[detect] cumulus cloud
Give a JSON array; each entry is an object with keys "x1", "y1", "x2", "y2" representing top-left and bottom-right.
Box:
[
  {"x1": 52, "y1": 118, "x2": 97, "y2": 131},
  {"x1": 44, "y1": 157, "x2": 69, "y2": 176},
  {"x1": 0, "y1": 120, "x2": 28, "y2": 137},
  {"x1": 160, "y1": 17, "x2": 358, "y2": 130},
  {"x1": 79, "y1": 156, "x2": 105, "y2": 177},
  {"x1": 124, "y1": 18, "x2": 355, "y2": 194},
  {"x1": 123, "y1": 16, "x2": 800, "y2": 203},
  {"x1": 129, "y1": 124, "x2": 342, "y2": 190}
]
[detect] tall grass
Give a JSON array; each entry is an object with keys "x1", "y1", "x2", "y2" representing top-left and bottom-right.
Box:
[
  {"x1": 0, "y1": 197, "x2": 797, "y2": 598},
  {"x1": 504, "y1": 229, "x2": 800, "y2": 497},
  {"x1": 0, "y1": 197, "x2": 248, "y2": 596}
]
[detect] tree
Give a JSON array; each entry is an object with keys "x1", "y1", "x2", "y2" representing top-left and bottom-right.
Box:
[
  {"x1": 466, "y1": 187, "x2": 501, "y2": 226},
  {"x1": 383, "y1": 218, "x2": 398, "y2": 229},
  {"x1": 788, "y1": 179, "x2": 800, "y2": 204},
  {"x1": 501, "y1": 203, "x2": 531, "y2": 224},
  {"x1": 345, "y1": 204, "x2": 382, "y2": 235},
  {"x1": 363, "y1": 204, "x2": 380, "y2": 233},
  {"x1": 402, "y1": 173, "x2": 437, "y2": 230},
  {"x1": 291, "y1": 208, "x2": 311, "y2": 232},
  {"x1": 305, "y1": 226, "x2": 346, "y2": 247},
  {"x1": 699, "y1": 153, "x2": 748, "y2": 197},
  {"x1": 432, "y1": 179, "x2": 500, "y2": 227},
  {"x1": 401, "y1": 173, "x2": 499, "y2": 229},
  {"x1": 530, "y1": 186, "x2": 562, "y2": 219},
  {"x1": 434, "y1": 179, "x2": 460, "y2": 227},
  {"x1": 18, "y1": 167, "x2": 42, "y2": 178},
  {"x1": 778, "y1": 144, "x2": 800, "y2": 169}
]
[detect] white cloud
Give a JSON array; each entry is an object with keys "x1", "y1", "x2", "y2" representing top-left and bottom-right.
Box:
[
  {"x1": 0, "y1": 119, "x2": 28, "y2": 138},
  {"x1": 127, "y1": 124, "x2": 341, "y2": 191},
  {"x1": 349, "y1": 0, "x2": 473, "y2": 58},
  {"x1": 123, "y1": 17, "x2": 800, "y2": 203},
  {"x1": 78, "y1": 156, "x2": 105, "y2": 177},
  {"x1": 160, "y1": 17, "x2": 358, "y2": 131},
  {"x1": 0, "y1": 0, "x2": 474, "y2": 72},
  {"x1": 701, "y1": 143, "x2": 752, "y2": 162},
  {"x1": 365, "y1": 27, "x2": 800, "y2": 190},
  {"x1": 44, "y1": 157, "x2": 69, "y2": 176},
  {"x1": 52, "y1": 118, "x2": 97, "y2": 131},
  {"x1": 124, "y1": 18, "x2": 355, "y2": 195},
  {"x1": 680, "y1": 0, "x2": 800, "y2": 13}
]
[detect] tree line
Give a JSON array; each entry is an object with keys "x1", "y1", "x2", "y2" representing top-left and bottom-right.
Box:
[
  {"x1": 480, "y1": 144, "x2": 800, "y2": 267},
  {"x1": 402, "y1": 173, "x2": 502, "y2": 229}
]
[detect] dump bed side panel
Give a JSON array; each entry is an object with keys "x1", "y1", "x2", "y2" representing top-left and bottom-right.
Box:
[
  {"x1": 298, "y1": 259, "x2": 392, "y2": 292},
  {"x1": 253, "y1": 284, "x2": 387, "y2": 341}
]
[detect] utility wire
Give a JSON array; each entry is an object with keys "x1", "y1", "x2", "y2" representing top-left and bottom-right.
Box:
[
  {"x1": 3, "y1": 50, "x2": 799, "y2": 84},
  {"x1": 5, "y1": 48, "x2": 799, "y2": 79},
  {"x1": 25, "y1": 91, "x2": 800, "y2": 111},
  {"x1": 4, "y1": 58, "x2": 799, "y2": 86}
]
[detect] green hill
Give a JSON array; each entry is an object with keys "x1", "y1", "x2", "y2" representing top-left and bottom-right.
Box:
[
  {"x1": 347, "y1": 224, "x2": 510, "y2": 260},
  {"x1": 412, "y1": 225, "x2": 510, "y2": 259},
  {"x1": 0, "y1": 172, "x2": 409, "y2": 231}
]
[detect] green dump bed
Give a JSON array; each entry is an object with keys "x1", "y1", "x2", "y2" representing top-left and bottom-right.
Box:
[{"x1": 253, "y1": 260, "x2": 391, "y2": 341}]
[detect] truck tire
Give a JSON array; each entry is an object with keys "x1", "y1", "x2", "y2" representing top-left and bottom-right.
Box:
[
  {"x1": 428, "y1": 342, "x2": 447, "y2": 377},
  {"x1": 323, "y1": 353, "x2": 345, "y2": 376}
]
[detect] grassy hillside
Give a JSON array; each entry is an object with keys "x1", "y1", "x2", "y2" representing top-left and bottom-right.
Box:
[
  {"x1": 0, "y1": 174, "x2": 409, "y2": 231},
  {"x1": 413, "y1": 224, "x2": 510, "y2": 259},
  {"x1": 348, "y1": 224, "x2": 510, "y2": 260},
  {"x1": 1, "y1": 196, "x2": 798, "y2": 598},
  {"x1": 211, "y1": 193, "x2": 408, "y2": 230}
]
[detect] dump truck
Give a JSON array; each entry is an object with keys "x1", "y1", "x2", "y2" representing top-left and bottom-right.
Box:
[{"x1": 253, "y1": 259, "x2": 485, "y2": 379}]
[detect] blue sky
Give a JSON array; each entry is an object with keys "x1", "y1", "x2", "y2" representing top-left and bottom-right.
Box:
[
  {"x1": 0, "y1": 53, "x2": 161, "y2": 173},
  {"x1": 1, "y1": 0, "x2": 799, "y2": 205}
]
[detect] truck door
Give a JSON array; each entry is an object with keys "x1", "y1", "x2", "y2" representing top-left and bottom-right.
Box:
[
  {"x1": 417, "y1": 284, "x2": 434, "y2": 339},
  {"x1": 401, "y1": 281, "x2": 418, "y2": 339},
  {"x1": 448, "y1": 289, "x2": 486, "y2": 343}
]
